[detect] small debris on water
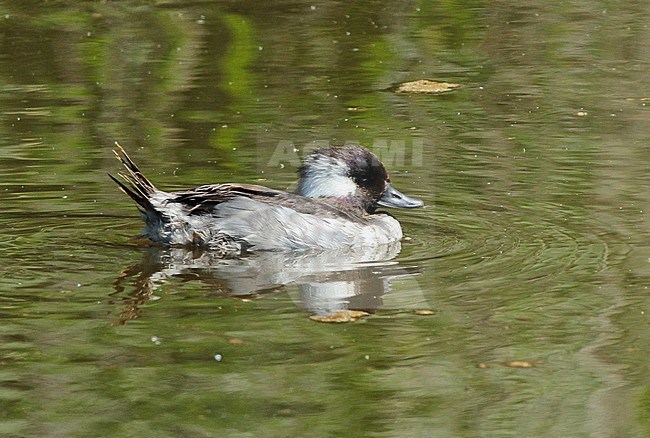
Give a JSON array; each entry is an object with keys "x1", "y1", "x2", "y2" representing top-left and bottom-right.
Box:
[
  {"x1": 394, "y1": 80, "x2": 460, "y2": 94},
  {"x1": 214, "y1": 354, "x2": 223, "y2": 361},
  {"x1": 151, "y1": 336, "x2": 161, "y2": 345},
  {"x1": 501, "y1": 360, "x2": 537, "y2": 368},
  {"x1": 478, "y1": 360, "x2": 541, "y2": 369},
  {"x1": 414, "y1": 309, "x2": 435, "y2": 316},
  {"x1": 310, "y1": 310, "x2": 369, "y2": 323}
]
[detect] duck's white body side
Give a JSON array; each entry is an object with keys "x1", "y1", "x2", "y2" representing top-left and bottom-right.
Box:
[{"x1": 143, "y1": 192, "x2": 402, "y2": 253}]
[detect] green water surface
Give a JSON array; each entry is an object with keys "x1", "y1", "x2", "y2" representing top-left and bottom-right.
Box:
[{"x1": 0, "y1": 1, "x2": 649, "y2": 436}]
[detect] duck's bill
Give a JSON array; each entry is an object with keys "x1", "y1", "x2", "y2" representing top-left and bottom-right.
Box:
[{"x1": 377, "y1": 184, "x2": 424, "y2": 209}]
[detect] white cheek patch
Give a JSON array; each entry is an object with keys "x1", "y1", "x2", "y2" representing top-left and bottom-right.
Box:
[
  {"x1": 297, "y1": 157, "x2": 358, "y2": 198},
  {"x1": 299, "y1": 174, "x2": 357, "y2": 198}
]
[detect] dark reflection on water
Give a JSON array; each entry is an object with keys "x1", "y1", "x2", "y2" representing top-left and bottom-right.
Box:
[{"x1": 112, "y1": 243, "x2": 421, "y2": 323}]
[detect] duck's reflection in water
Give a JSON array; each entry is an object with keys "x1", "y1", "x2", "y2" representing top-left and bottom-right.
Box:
[{"x1": 112, "y1": 242, "x2": 420, "y2": 323}]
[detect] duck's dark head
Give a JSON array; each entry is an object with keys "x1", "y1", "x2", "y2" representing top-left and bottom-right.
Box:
[{"x1": 296, "y1": 145, "x2": 423, "y2": 212}]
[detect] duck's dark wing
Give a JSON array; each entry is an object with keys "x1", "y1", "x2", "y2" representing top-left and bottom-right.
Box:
[
  {"x1": 169, "y1": 183, "x2": 286, "y2": 215},
  {"x1": 169, "y1": 183, "x2": 366, "y2": 222}
]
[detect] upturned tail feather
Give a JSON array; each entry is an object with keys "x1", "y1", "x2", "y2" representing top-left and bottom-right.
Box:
[{"x1": 108, "y1": 142, "x2": 157, "y2": 214}]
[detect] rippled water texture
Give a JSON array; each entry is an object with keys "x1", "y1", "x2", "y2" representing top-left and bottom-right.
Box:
[{"x1": 1, "y1": 1, "x2": 649, "y2": 436}]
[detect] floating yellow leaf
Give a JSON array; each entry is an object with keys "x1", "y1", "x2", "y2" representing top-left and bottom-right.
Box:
[
  {"x1": 394, "y1": 80, "x2": 460, "y2": 94},
  {"x1": 414, "y1": 309, "x2": 435, "y2": 316},
  {"x1": 310, "y1": 310, "x2": 369, "y2": 323},
  {"x1": 478, "y1": 360, "x2": 541, "y2": 369},
  {"x1": 500, "y1": 360, "x2": 538, "y2": 368}
]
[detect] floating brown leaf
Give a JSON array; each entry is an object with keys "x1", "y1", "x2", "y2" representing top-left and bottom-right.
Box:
[
  {"x1": 394, "y1": 80, "x2": 460, "y2": 94},
  {"x1": 500, "y1": 360, "x2": 537, "y2": 368},
  {"x1": 310, "y1": 310, "x2": 369, "y2": 323}
]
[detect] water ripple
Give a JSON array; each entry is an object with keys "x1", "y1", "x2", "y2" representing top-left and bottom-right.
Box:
[{"x1": 400, "y1": 199, "x2": 609, "y2": 289}]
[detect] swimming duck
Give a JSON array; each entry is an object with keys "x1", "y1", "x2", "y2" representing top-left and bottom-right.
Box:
[{"x1": 110, "y1": 143, "x2": 423, "y2": 254}]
